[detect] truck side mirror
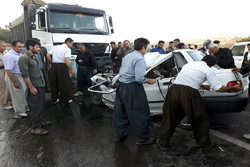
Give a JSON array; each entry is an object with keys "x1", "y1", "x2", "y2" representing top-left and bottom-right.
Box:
[
  {"x1": 110, "y1": 28, "x2": 114, "y2": 34},
  {"x1": 109, "y1": 16, "x2": 113, "y2": 27},
  {"x1": 28, "y1": 4, "x2": 37, "y2": 23}
]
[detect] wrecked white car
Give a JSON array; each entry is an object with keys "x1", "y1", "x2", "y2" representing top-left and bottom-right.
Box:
[{"x1": 88, "y1": 50, "x2": 249, "y2": 115}]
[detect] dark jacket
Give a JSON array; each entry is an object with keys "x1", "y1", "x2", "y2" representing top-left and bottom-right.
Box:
[
  {"x1": 241, "y1": 52, "x2": 249, "y2": 68},
  {"x1": 75, "y1": 51, "x2": 98, "y2": 69},
  {"x1": 214, "y1": 48, "x2": 236, "y2": 69},
  {"x1": 111, "y1": 47, "x2": 122, "y2": 63}
]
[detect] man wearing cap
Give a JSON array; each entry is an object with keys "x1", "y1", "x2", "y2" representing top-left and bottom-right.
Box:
[{"x1": 198, "y1": 39, "x2": 211, "y2": 55}]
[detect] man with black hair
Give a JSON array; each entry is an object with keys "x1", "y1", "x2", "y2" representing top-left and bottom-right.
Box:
[
  {"x1": 110, "y1": 41, "x2": 121, "y2": 74},
  {"x1": 74, "y1": 43, "x2": 98, "y2": 96},
  {"x1": 213, "y1": 40, "x2": 220, "y2": 45},
  {"x1": 18, "y1": 39, "x2": 51, "y2": 135},
  {"x1": 3, "y1": 40, "x2": 28, "y2": 118},
  {"x1": 241, "y1": 43, "x2": 250, "y2": 67},
  {"x1": 112, "y1": 37, "x2": 157, "y2": 145},
  {"x1": 177, "y1": 42, "x2": 185, "y2": 49},
  {"x1": 47, "y1": 38, "x2": 75, "y2": 104},
  {"x1": 150, "y1": 40, "x2": 165, "y2": 54},
  {"x1": 165, "y1": 41, "x2": 174, "y2": 54},
  {"x1": 157, "y1": 55, "x2": 243, "y2": 151},
  {"x1": 173, "y1": 38, "x2": 180, "y2": 50}
]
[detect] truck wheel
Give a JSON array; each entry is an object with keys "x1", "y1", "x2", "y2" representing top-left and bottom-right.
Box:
[{"x1": 90, "y1": 87, "x2": 104, "y2": 106}]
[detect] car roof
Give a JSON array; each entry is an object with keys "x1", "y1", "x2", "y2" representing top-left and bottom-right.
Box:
[{"x1": 233, "y1": 41, "x2": 250, "y2": 46}]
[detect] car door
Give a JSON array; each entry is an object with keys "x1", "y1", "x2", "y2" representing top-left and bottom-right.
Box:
[
  {"x1": 231, "y1": 45, "x2": 246, "y2": 67},
  {"x1": 144, "y1": 54, "x2": 180, "y2": 115}
]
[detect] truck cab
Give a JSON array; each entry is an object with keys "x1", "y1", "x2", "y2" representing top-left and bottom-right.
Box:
[{"x1": 10, "y1": 3, "x2": 114, "y2": 73}]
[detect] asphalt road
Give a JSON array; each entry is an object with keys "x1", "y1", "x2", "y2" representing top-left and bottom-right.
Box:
[{"x1": 1, "y1": 93, "x2": 250, "y2": 167}]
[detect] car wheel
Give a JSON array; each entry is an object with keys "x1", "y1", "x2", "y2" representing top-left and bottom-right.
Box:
[{"x1": 90, "y1": 87, "x2": 104, "y2": 106}]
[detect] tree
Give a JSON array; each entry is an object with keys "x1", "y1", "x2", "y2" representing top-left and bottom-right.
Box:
[{"x1": 0, "y1": 27, "x2": 11, "y2": 43}]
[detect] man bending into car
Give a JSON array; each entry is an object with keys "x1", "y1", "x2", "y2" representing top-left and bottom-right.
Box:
[{"x1": 157, "y1": 55, "x2": 243, "y2": 151}]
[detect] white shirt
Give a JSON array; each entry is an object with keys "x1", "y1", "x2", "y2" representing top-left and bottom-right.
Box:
[
  {"x1": 174, "y1": 61, "x2": 222, "y2": 91},
  {"x1": 48, "y1": 44, "x2": 71, "y2": 63},
  {"x1": 247, "y1": 52, "x2": 250, "y2": 61}
]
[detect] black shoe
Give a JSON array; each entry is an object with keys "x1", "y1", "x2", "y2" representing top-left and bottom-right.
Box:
[
  {"x1": 136, "y1": 138, "x2": 156, "y2": 146},
  {"x1": 156, "y1": 139, "x2": 168, "y2": 151},
  {"x1": 202, "y1": 141, "x2": 219, "y2": 152},
  {"x1": 114, "y1": 132, "x2": 128, "y2": 143}
]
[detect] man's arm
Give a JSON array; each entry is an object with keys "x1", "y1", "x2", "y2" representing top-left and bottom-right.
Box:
[
  {"x1": 64, "y1": 57, "x2": 75, "y2": 77},
  {"x1": 216, "y1": 85, "x2": 243, "y2": 92},
  {"x1": 23, "y1": 78, "x2": 38, "y2": 95},
  {"x1": 5, "y1": 70, "x2": 21, "y2": 88},
  {"x1": 46, "y1": 53, "x2": 53, "y2": 70}
]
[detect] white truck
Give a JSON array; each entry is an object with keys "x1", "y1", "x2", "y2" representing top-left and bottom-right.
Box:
[{"x1": 9, "y1": 2, "x2": 114, "y2": 72}]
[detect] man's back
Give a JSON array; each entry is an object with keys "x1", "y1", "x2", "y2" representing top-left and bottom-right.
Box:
[
  {"x1": 214, "y1": 48, "x2": 236, "y2": 69},
  {"x1": 49, "y1": 44, "x2": 71, "y2": 63},
  {"x1": 174, "y1": 61, "x2": 221, "y2": 91}
]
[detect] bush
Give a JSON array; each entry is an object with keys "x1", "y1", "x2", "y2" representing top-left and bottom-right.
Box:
[{"x1": 0, "y1": 27, "x2": 11, "y2": 43}]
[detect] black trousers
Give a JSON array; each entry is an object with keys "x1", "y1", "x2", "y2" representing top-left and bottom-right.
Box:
[
  {"x1": 49, "y1": 63, "x2": 71, "y2": 103},
  {"x1": 41, "y1": 68, "x2": 50, "y2": 91},
  {"x1": 158, "y1": 84, "x2": 211, "y2": 148},
  {"x1": 77, "y1": 66, "x2": 93, "y2": 91},
  {"x1": 26, "y1": 87, "x2": 45, "y2": 128},
  {"x1": 112, "y1": 82, "x2": 150, "y2": 142}
]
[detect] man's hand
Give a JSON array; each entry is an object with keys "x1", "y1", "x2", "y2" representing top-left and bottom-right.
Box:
[
  {"x1": 93, "y1": 69, "x2": 97, "y2": 74},
  {"x1": 47, "y1": 64, "x2": 52, "y2": 71},
  {"x1": 30, "y1": 87, "x2": 38, "y2": 95},
  {"x1": 233, "y1": 85, "x2": 243, "y2": 92},
  {"x1": 147, "y1": 78, "x2": 156, "y2": 85},
  {"x1": 115, "y1": 56, "x2": 118, "y2": 60},
  {"x1": 70, "y1": 70, "x2": 76, "y2": 77},
  {"x1": 112, "y1": 63, "x2": 116, "y2": 66},
  {"x1": 78, "y1": 59, "x2": 83, "y2": 63},
  {"x1": 13, "y1": 81, "x2": 21, "y2": 89},
  {"x1": 232, "y1": 68, "x2": 241, "y2": 73}
]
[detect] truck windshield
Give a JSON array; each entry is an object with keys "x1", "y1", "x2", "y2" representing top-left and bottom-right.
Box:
[{"x1": 48, "y1": 11, "x2": 109, "y2": 35}]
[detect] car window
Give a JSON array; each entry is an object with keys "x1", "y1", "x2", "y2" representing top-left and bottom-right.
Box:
[
  {"x1": 187, "y1": 51, "x2": 204, "y2": 61},
  {"x1": 173, "y1": 52, "x2": 187, "y2": 71},
  {"x1": 145, "y1": 57, "x2": 177, "y2": 79},
  {"x1": 231, "y1": 45, "x2": 245, "y2": 56}
]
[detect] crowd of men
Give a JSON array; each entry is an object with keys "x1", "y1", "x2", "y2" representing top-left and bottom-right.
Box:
[{"x1": 0, "y1": 37, "x2": 250, "y2": 151}]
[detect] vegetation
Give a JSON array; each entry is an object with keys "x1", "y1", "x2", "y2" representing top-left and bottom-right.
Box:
[
  {"x1": 0, "y1": 27, "x2": 11, "y2": 43},
  {"x1": 237, "y1": 36, "x2": 250, "y2": 42}
]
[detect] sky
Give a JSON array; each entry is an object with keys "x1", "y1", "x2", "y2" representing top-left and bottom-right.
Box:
[{"x1": 1, "y1": 0, "x2": 249, "y2": 44}]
